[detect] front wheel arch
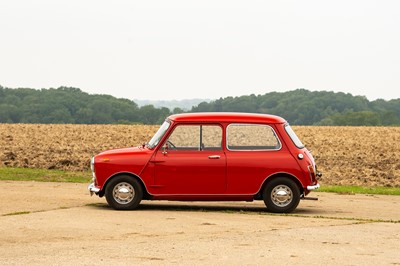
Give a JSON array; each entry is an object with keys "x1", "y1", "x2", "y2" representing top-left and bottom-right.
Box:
[
  {"x1": 104, "y1": 174, "x2": 146, "y2": 210},
  {"x1": 100, "y1": 173, "x2": 150, "y2": 199}
]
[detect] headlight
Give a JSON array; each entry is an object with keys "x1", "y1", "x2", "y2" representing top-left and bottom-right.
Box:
[{"x1": 90, "y1": 157, "x2": 95, "y2": 172}]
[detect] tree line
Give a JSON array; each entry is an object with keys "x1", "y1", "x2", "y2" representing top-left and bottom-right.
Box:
[
  {"x1": 0, "y1": 86, "x2": 399, "y2": 125},
  {"x1": 192, "y1": 89, "x2": 400, "y2": 126},
  {"x1": 0, "y1": 86, "x2": 179, "y2": 125}
]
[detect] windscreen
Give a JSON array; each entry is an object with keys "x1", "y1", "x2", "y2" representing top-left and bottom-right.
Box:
[{"x1": 147, "y1": 120, "x2": 170, "y2": 148}]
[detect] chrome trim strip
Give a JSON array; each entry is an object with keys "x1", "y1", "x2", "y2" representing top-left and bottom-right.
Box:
[{"x1": 149, "y1": 193, "x2": 255, "y2": 197}]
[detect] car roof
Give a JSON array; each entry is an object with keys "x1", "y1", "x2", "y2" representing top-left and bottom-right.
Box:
[{"x1": 168, "y1": 112, "x2": 287, "y2": 124}]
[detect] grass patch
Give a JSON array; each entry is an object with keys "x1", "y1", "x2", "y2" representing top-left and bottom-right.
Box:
[
  {"x1": 0, "y1": 167, "x2": 91, "y2": 183},
  {"x1": 319, "y1": 185, "x2": 400, "y2": 196},
  {"x1": 4, "y1": 211, "x2": 31, "y2": 216},
  {"x1": 267, "y1": 213, "x2": 400, "y2": 224},
  {"x1": 0, "y1": 167, "x2": 399, "y2": 196}
]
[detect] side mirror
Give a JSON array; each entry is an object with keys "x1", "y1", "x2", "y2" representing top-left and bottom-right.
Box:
[{"x1": 162, "y1": 142, "x2": 169, "y2": 155}]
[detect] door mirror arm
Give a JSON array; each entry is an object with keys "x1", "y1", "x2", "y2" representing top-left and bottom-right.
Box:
[{"x1": 162, "y1": 143, "x2": 169, "y2": 155}]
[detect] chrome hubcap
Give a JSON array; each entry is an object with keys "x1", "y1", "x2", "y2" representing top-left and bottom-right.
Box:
[
  {"x1": 113, "y1": 182, "x2": 135, "y2": 204},
  {"x1": 271, "y1": 185, "x2": 293, "y2": 207}
]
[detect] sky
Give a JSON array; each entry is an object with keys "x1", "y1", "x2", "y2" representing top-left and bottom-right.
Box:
[{"x1": 1, "y1": 0, "x2": 399, "y2": 101}]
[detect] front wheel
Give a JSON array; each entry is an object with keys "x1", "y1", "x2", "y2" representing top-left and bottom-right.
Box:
[
  {"x1": 105, "y1": 175, "x2": 143, "y2": 210},
  {"x1": 263, "y1": 177, "x2": 300, "y2": 213}
]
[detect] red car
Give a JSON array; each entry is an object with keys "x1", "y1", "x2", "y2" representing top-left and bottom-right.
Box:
[{"x1": 88, "y1": 112, "x2": 321, "y2": 213}]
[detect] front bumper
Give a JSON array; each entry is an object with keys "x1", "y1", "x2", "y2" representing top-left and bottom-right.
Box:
[
  {"x1": 307, "y1": 183, "x2": 320, "y2": 191},
  {"x1": 88, "y1": 183, "x2": 100, "y2": 196}
]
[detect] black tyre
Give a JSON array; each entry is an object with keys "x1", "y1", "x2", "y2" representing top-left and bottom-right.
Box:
[
  {"x1": 105, "y1": 175, "x2": 143, "y2": 210},
  {"x1": 263, "y1": 177, "x2": 300, "y2": 213}
]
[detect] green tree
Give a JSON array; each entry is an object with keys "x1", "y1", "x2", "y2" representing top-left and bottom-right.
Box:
[{"x1": 1, "y1": 85, "x2": 399, "y2": 126}]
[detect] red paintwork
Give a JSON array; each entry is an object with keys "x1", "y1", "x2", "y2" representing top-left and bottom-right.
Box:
[
  {"x1": 168, "y1": 112, "x2": 286, "y2": 124},
  {"x1": 91, "y1": 112, "x2": 319, "y2": 201}
]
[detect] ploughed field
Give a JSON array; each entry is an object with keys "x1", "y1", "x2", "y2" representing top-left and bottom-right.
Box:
[{"x1": 0, "y1": 124, "x2": 399, "y2": 187}]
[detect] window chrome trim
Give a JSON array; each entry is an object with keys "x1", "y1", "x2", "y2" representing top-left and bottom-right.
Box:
[{"x1": 226, "y1": 123, "x2": 282, "y2": 151}]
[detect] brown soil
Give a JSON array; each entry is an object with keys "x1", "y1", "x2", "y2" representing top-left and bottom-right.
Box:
[
  {"x1": 0, "y1": 181, "x2": 399, "y2": 265},
  {"x1": 1, "y1": 124, "x2": 400, "y2": 187}
]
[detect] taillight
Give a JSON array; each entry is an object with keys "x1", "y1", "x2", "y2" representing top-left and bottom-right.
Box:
[{"x1": 307, "y1": 165, "x2": 317, "y2": 184}]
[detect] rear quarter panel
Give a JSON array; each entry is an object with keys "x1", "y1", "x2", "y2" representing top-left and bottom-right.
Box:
[{"x1": 225, "y1": 147, "x2": 304, "y2": 194}]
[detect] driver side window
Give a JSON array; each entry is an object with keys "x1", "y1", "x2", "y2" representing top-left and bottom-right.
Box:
[{"x1": 166, "y1": 125, "x2": 222, "y2": 151}]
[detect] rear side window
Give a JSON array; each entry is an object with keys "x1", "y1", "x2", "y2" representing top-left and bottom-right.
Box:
[
  {"x1": 284, "y1": 124, "x2": 304, "y2": 148},
  {"x1": 227, "y1": 124, "x2": 281, "y2": 151}
]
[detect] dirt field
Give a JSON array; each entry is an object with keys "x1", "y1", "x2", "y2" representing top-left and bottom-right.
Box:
[
  {"x1": 1, "y1": 124, "x2": 399, "y2": 264},
  {"x1": 0, "y1": 181, "x2": 399, "y2": 265},
  {"x1": 1, "y1": 124, "x2": 400, "y2": 187}
]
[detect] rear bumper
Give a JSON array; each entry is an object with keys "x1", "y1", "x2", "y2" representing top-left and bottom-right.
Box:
[
  {"x1": 88, "y1": 183, "x2": 100, "y2": 196},
  {"x1": 307, "y1": 183, "x2": 320, "y2": 191}
]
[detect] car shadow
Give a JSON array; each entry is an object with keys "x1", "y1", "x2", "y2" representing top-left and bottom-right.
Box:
[
  {"x1": 139, "y1": 203, "x2": 266, "y2": 213},
  {"x1": 86, "y1": 201, "x2": 320, "y2": 215}
]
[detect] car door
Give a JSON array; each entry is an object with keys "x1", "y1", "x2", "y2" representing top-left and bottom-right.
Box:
[{"x1": 153, "y1": 124, "x2": 226, "y2": 195}]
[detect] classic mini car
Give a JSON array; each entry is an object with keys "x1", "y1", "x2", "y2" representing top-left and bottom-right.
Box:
[{"x1": 88, "y1": 112, "x2": 321, "y2": 213}]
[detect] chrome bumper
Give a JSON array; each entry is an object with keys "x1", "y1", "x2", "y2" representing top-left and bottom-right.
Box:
[
  {"x1": 307, "y1": 183, "x2": 320, "y2": 191},
  {"x1": 88, "y1": 183, "x2": 100, "y2": 196}
]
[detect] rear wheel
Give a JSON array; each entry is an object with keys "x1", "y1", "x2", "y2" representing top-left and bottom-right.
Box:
[
  {"x1": 105, "y1": 175, "x2": 143, "y2": 210},
  {"x1": 263, "y1": 177, "x2": 300, "y2": 213}
]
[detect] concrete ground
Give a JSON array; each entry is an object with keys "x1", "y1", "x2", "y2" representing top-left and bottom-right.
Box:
[{"x1": 0, "y1": 181, "x2": 399, "y2": 265}]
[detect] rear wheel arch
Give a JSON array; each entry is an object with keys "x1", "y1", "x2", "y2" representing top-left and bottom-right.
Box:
[
  {"x1": 258, "y1": 173, "x2": 304, "y2": 197},
  {"x1": 259, "y1": 174, "x2": 303, "y2": 213}
]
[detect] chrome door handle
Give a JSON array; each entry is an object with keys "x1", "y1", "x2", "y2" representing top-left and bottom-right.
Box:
[{"x1": 208, "y1": 155, "x2": 220, "y2": 159}]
